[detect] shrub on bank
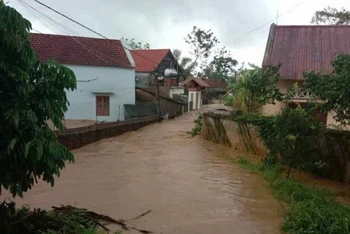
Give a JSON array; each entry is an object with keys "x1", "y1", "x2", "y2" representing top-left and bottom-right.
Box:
[
  {"x1": 237, "y1": 158, "x2": 350, "y2": 234},
  {"x1": 235, "y1": 105, "x2": 327, "y2": 178}
]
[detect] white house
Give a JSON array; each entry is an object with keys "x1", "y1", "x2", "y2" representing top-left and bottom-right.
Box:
[{"x1": 30, "y1": 33, "x2": 135, "y2": 122}]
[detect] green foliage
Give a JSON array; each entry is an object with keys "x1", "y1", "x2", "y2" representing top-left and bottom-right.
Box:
[
  {"x1": 0, "y1": 202, "x2": 107, "y2": 234},
  {"x1": 237, "y1": 159, "x2": 350, "y2": 234},
  {"x1": 228, "y1": 65, "x2": 282, "y2": 113},
  {"x1": 223, "y1": 94, "x2": 234, "y2": 107},
  {"x1": 274, "y1": 105, "x2": 325, "y2": 177},
  {"x1": 190, "y1": 114, "x2": 203, "y2": 136},
  {"x1": 184, "y1": 26, "x2": 220, "y2": 76},
  {"x1": 235, "y1": 105, "x2": 326, "y2": 178},
  {"x1": 201, "y1": 47, "x2": 238, "y2": 80},
  {"x1": 304, "y1": 54, "x2": 350, "y2": 125},
  {"x1": 172, "y1": 49, "x2": 195, "y2": 78},
  {"x1": 182, "y1": 26, "x2": 238, "y2": 81},
  {"x1": 122, "y1": 37, "x2": 150, "y2": 49},
  {"x1": 0, "y1": 2, "x2": 76, "y2": 197},
  {"x1": 312, "y1": 6, "x2": 350, "y2": 25}
]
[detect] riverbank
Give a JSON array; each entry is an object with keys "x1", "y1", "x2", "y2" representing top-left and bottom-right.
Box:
[{"x1": 235, "y1": 157, "x2": 350, "y2": 234}]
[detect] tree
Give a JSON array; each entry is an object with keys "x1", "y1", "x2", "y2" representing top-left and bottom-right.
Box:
[
  {"x1": 172, "y1": 49, "x2": 181, "y2": 61},
  {"x1": 172, "y1": 49, "x2": 197, "y2": 77},
  {"x1": 312, "y1": 7, "x2": 350, "y2": 25},
  {"x1": 202, "y1": 47, "x2": 238, "y2": 80},
  {"x1": 227, "y1": 65, "x2": 282, "y2": 113},
  {"x1": 184, "y1": 26, "x2": 219, "y2": 74},
  {"x1": 0, "y1": 2, "x2": 77, "y2": 197},
  {"x1": 122, "y1": 37, "x2": 150, "y2": 49},
  {"x1": 304, "y1": 54, "x2": 350, "y2": 125},
  {"x1": 273, "y1": 105, "x2": 324, "y2": 178}
]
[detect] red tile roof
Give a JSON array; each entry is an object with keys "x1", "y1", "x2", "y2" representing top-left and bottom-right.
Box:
[
  {"x1": 181, "y1": 77, "x2": 209, "y2": 88},
  {"x1": 30, "y1": 33, "x2": 133, "y2": 68},
  {"x1": 263, "y1": 24, "x2": 350, "y2": 80},
  {"x1": 130, "y1": 49, "x2": 169, "y2": 72}
]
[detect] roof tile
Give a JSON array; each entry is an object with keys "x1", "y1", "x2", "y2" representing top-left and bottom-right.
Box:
[
  {"x1": 130, "y1": 49, "x2": 169, "y2": 72},
  {"x1": 30, "y1": 33, "x2": 133, "y2": 68},
  {"x1": 181, "y1": 77, "x2": 209, "y2": 88}
]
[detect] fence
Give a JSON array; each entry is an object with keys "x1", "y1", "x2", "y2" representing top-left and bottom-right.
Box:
[{"x1": 58, "y1": 116, "x2": 158, "y2": 150}]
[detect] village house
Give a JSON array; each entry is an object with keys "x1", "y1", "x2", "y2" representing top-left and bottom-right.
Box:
[
  {"x1": 262, "y1": 24, "x2": 350, "y2": 126},
  {"x1": 130, "y1": 49, "x2": 185, "y2": 97},
  {"x1": 181, "y1": 77, "x2": 209, "y2": 110},
  {"x1": 30, "y1": 33, "x2": 136, "y2": 122}
]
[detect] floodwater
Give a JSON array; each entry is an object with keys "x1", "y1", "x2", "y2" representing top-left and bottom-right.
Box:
[{"x1": 4, "y1": 106, "x2": 283, "y2": 233}]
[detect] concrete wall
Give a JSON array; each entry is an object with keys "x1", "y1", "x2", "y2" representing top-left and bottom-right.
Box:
[
  {"x1": 58, "y1": 117, "x2": 157, "y2": 150},
  {"x1": 65, "y1": 65, "x2": 135, "y2": 122},
  {"x1": 261, "y1": 79, "x2": 346, "y2": 127},
  {"x1": 261, "y1": 79, "x2": 296, "y2": 115},
  {"x1": 201, "y1": 109, "x2": 268, "y2": 158},
  {"x1": 170, "y1": 87, "x2": 184, "y2": 98}
]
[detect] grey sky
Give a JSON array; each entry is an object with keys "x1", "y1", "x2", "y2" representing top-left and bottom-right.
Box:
[{"x1": 9, "y1": 0, "x2": 350, "y2": 67}]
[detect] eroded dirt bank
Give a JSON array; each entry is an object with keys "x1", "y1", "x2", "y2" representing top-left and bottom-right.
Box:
[{"x1": 4, "y1": 106, "x2": 282, "y2": 233}]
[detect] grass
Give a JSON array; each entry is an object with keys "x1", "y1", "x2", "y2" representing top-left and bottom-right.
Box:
[{"x1": 236, "y1": 157, "x2": 350, "y2": 234}]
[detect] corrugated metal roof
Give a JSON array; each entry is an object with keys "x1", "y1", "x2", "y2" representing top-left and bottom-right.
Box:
[
  {"x1": 30, "y1": 33, "x2": 133, "y2": 68},
  {"x1": 263, "y1": 24, "x2": 350, "y2": 80}
]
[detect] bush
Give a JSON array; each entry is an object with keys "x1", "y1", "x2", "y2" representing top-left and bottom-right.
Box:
[
  {"x1": 190, "y1": 114, "x2": 203, "y2": 136},
  {"x1": 226, "y1": 65, "x2": 282, "y2": 113},
  {"x1": 235, "y1": 105, "x2": 326, "y2": 178},
  {"x1": 0, "y1": 201, "x2": 127, "y2": 234},
  {"x1": 274, "y1": 105, "x2": 325, "y2": 177},
  {"x1": 237, "y1": 159, "x2": 350, "y2": 234}
]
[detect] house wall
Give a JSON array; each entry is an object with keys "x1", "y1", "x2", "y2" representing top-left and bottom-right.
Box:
[
  {"x1": 64, "y1": 65, "x2": 135, "y2": 122},
  {"x1": 170, "y1": 87, "x2": 185, "y2": 98},
  {"x1": 261, "y1": 80, "x2": 295, "y2": 115},
  {"x1": 136, "y1": 72, "x2": 152, "y2": 87},
  {"x1": 160, "y1": 98, "x2": 184, "y2": 118},
  {"x1": 188, "y1": 90, "x2": 202, "y2": 110},
  {"x1": 261, "y1": 79, "x2": 346, "y2": 128}
]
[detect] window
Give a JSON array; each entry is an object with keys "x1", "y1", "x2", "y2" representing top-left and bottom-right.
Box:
[{"x1": 96, "y1": 96, "x2": 110, "y2": 116}]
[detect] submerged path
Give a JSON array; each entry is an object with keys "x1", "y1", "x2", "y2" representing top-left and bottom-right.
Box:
[{"x1": 9, "y1": 105, "x2": 282, "y2": 233}]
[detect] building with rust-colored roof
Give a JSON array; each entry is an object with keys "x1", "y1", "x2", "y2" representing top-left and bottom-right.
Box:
[
  {"x1": 130, "y1": 49, "x2": 183, "y2": 88},
  {"x1": 181, "y1": 77, "x2": 209, "y2": 110},
  {"x1": 262, "y1": 24, "x2": 350, "y2": 126},
  {"x1": 30, "y1": 33, "x2": 136, "y2": 122}
]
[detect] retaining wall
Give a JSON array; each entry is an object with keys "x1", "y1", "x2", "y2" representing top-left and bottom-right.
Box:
[
  {"x1": 202, "y1": 107, "x2": 350, "y2": 182},
  {"x1": 201, "y1": 108, "x2": 268, "y2": 158},
  {"x1": 58, "y1": 116, "x2": 158, "y2": 150}
]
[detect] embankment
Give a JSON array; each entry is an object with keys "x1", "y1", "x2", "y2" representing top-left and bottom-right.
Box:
[{"x1": 201, "y1": 106, "x2": 350, "y2": 182}]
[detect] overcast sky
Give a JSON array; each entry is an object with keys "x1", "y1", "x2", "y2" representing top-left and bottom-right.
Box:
[{"x1": 8, "y1": 0, "x2": 350, "y2": 66}]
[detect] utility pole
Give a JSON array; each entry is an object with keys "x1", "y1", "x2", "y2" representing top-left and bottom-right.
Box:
[
  {"x1": 276, "y1": 10, "x2": 279, "y2": 24},
  {"x1": 154, "y1": 73, "x2": 162, "y2": 121}
]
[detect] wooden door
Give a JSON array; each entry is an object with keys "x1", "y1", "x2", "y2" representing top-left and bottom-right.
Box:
[{"x1": 96, "y1": 96, "x2": 110, "y2": 116}]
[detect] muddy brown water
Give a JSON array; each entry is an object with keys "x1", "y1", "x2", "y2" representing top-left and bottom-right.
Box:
[{"x1": 2, "y1": 107, "x2": 282, "y2": 233}]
